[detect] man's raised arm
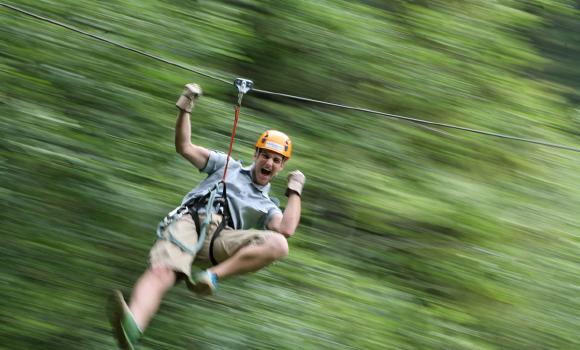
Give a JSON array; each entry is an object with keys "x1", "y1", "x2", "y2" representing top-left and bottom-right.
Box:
[
  {"x1": 175, "y1": 83, "x2": 210, "y2": 170},
  {"x1": 268, "y1": 170, "x2": 305, "y2": 238}
]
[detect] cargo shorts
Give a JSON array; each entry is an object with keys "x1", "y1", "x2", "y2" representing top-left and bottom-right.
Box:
[{"x1": 149, "y1": 213, "x2": 282, "y2": 277}]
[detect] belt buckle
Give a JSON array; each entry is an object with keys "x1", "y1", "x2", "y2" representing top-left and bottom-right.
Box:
[{"x1": 175, "y1": 206, "x2": 189, "y2": 217}]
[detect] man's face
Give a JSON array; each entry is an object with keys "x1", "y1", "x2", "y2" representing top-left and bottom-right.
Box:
[{"x1": 253, "y1": 149, "x2": 285, "y2": 186}]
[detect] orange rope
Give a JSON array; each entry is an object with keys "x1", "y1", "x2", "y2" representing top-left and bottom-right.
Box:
[{"x1": 222, "y1": 104, "x2": 241, "y2": 182}]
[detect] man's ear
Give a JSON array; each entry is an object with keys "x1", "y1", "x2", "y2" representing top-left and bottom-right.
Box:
[{"x1": 253, "y1": 148, "x2": 260, "y2": 160}]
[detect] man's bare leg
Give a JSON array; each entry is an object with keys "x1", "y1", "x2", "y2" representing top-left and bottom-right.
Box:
[
  {"x1": 129, "y1": 266, "x2": 176, "y2": 330},
  {"x1": 209, "y1": 234, "x2": 289, "y2": 279}
]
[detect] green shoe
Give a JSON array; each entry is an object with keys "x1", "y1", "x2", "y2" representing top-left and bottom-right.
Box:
[
  {"x1": 108, "y1": 290, "x2": 142, "y2": 350},
  {"x1": 187, "y1": 270, "x2": 218, "y2": 296}
]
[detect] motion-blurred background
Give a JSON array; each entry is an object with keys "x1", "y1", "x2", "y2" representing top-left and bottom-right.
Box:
[{"x1": 1, "y1": 1, "x2": 579, "y2": 349}]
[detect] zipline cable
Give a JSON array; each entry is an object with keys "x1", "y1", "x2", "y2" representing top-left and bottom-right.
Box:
[
  {"x1": 3, "y1": 2, "x2": 580, "y2": 153},
  {"x1": 0, "y1": 2, "x2": 230, "y2": 85},
  {"x1": 252, "y1": 88, "x2": 580, "y2": 153}
]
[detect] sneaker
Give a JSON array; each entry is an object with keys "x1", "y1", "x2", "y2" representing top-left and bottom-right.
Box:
[
  {"x1": 187, "y1": 270, "x2": 218, "y2": 296},
  {"x1": 107, "y1": 290, "x2": 142, "y2": 350}
]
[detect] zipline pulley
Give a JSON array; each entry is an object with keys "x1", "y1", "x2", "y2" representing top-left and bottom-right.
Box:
[{"x1": 234, "y1": 78, "x2": 253, "y2": 106}]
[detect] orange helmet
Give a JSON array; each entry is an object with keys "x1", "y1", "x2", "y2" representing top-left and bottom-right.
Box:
[{"x1": 255, "y1": 130, "x2": 292, "y2": 159}]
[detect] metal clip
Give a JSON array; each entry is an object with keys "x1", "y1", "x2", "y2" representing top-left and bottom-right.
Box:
[{"x1": 234, "y1": 78, "x2": 253, "y2": 106}]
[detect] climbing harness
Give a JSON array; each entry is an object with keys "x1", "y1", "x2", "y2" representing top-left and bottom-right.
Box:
[
  {"x1": 155, "y1": 183, "x2": 219, "y2": 255},
  {"x1": 156, "y1": 78, "x2": 253, "y2": 265}
]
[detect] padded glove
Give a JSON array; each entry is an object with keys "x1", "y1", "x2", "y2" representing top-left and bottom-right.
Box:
[
  {"x1": 285, "y1": 170, "x2": 305, "y2": 197},
  {"x1": 176, "y1": 83, "x2": 202, "y2": 113}
]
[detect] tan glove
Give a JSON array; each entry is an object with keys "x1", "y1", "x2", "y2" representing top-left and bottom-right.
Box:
[
  {"x1": 176, "y1": 83, "x2": 202, "y2": 113},
  {"x1": 285, "y1": 170, "x2": 305, "y2": 197}
]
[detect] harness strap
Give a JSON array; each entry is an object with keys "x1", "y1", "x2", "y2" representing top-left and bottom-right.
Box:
[
  {"x1": 208, "y1": 216, "x2": 228, "y2": 265},
  {"x1": 155, "y1": 183, "x2": 220, "y2": 255},
  {"x1": 191, "y1": 207, "x2": 201, "y2": 235},
  {"x1": 208, "y1": 183, "x2": 229, "y2": 265},
  {"x1": 196, "y1": 184, "x2": 219, "y2": 252}
]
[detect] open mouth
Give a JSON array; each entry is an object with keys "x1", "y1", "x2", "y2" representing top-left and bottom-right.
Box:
[{"x1": 260, "y1": 168, "x2": 272, "y2": 176}]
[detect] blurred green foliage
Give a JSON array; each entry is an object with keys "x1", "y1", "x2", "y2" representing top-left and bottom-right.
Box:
[{"x1": 1, "y1": 1, "x2": 580, "y2": 349}]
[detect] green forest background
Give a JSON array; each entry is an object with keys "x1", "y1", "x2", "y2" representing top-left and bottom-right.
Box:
[{"x1": 1, "y1": 1, "x2": 580, "y2": 349}]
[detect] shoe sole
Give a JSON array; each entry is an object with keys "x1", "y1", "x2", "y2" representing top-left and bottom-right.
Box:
[{"x1": 107, "y1": 290, "x2": 135, "y2": 350}]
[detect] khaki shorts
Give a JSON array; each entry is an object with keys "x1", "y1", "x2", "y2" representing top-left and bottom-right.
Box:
[{"x1": 149, "y1": 213, "x2": 281, "y2": 277}]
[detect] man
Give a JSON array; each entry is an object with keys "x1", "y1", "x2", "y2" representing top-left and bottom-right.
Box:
[{"x1": 109, "y1": 83, "x2": 305, "y2": 349}]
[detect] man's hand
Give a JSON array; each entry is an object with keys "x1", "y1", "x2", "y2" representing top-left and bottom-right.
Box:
[
  {"x1": 176, "y1": 83, "x2": 202, "y2": 113},
  {"x1": 285, "y1": 170, "x2": 305, "y2": 197}
]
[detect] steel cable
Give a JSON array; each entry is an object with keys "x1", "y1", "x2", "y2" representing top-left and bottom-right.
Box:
[
  {"x1": 3, "y1": 2, "x2": 580, "y2": 153},
  {"x1": 252, "y1": 88, "x2": 580, "y2": 153},
  {"x1": 0, "y1": 2, "x2": 231, "y2": 84}
]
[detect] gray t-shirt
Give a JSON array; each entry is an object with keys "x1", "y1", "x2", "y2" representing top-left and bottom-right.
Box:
[{"x1": 181, "y1": 151, "x2": 282, "y2": 230}]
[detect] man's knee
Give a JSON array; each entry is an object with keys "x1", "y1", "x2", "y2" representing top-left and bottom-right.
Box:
[
  {"x1": 264, "y1": 233, "x2": 289, "y2": 260},
  {"x1": 148, "y1": 266, "x2": 177, "y2": 286}
]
